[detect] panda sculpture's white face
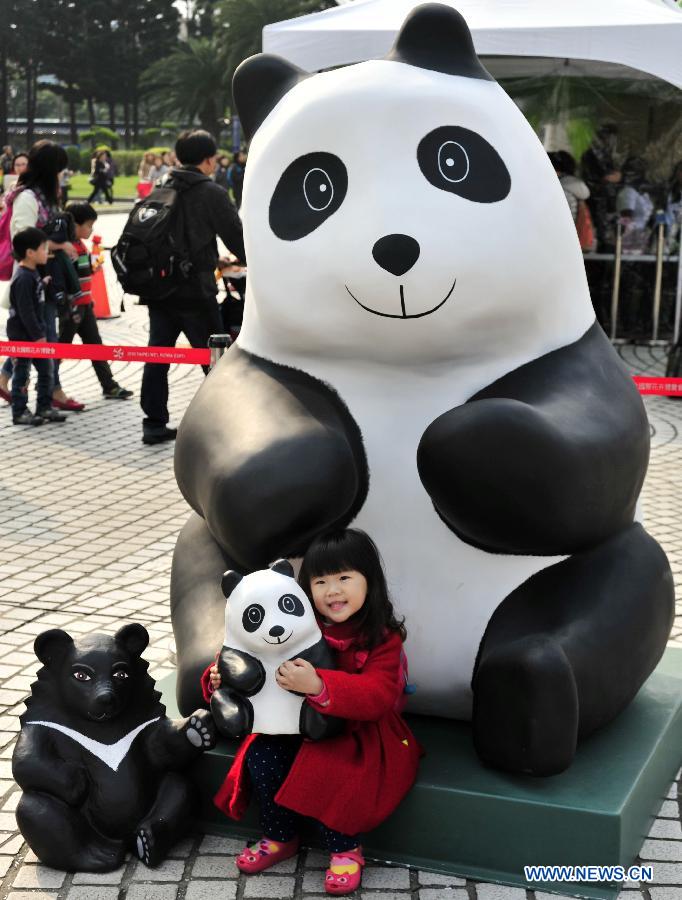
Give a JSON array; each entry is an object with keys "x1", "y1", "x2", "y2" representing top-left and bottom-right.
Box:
[
  {"x1": 225, "y1": 569, "x2": 320, "y2": 659},
  {"x1": 239, "y1": 59, "x2": 593, "y2": 366}
]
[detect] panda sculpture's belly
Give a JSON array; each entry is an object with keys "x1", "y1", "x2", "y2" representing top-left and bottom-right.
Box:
[
  {"x1": 252, "y1": 662, "x2": 306, "y2": 734},
  {"x1": 284, "y1": 354, "x2": 565, "y2": 719}
]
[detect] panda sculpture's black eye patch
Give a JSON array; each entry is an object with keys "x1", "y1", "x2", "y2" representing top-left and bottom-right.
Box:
[
  {"x1": 243, "y1": 604, "x2": 265, "y2": 633},
  {"x1": 417, "y1": 126, "x2": 510, "y2": 203},
  {"x1": 269, "y1": 152, "x2": 348, "y2": 241},
  {"x1": 278, "y1": 594, "x2": 305, "y2": 617}
]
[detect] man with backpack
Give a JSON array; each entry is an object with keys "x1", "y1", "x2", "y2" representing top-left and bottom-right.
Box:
[{"x1": 114, "y1": 130, "x2": 245, "y2": 444}]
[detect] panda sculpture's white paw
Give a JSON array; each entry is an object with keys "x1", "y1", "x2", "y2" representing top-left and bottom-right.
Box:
[{"x1": 185, "y1": 713, "x2": 215, "y2": 749}]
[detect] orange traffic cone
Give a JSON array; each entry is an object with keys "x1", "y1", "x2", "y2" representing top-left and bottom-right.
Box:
[{"x1": 90, "y1": 235, "x2": 119, "y2": 320}]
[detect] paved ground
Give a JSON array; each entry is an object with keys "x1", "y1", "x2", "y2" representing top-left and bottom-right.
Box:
[{"x1": 0, "y1": 217, "x2": 679, "y2": 899}]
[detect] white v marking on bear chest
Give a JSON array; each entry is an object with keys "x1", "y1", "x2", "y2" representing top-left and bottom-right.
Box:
[{"x1": 26, "y1": 718, "x2": 161, "y2": 771}]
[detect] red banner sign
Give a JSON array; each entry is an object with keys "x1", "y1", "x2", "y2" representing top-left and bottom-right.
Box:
[{"x1": 0, "y1": 340, "x2": 210, "y2": 366}]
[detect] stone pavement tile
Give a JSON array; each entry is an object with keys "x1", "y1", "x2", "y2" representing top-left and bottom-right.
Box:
[
  {"x1": 0, "y1": 854, "x2": 12, "y2": 875},
  {"x1": 419, "y1": 871, "x2": 466, "y2": 886},
  {"x1": 641, "y1": 840, "x2": 682, "y2": 861},
  {"x1": 191, "y1": 854, "x2": 239, "y2": 879},
  {"x1": 646, "y1": 862, "x2": 682, "y2": 883},
  {"x1": 125, "y1": 886, "x2": 178, "y2": 900},
  {"x1": 474, "y1": 885, "x2": 527, "y2": 900},
  {"x1": 657, "y1": 801, "x2": 681, "y2": 819},
  {"x1": 130, "y1": 858, "x2": 186, "y2": 881},
  {"x1": 649, "y1": 819, "x2": 682, "y2": 838},
  {"x1": 420, "y1": 891, "x2": 468, "y2": 900},
  {"x1": 67, "y1": 887, "x2": 120, "y2": 900},
  {"x1": 0, "y1": 812, "x2": 17, "y2": 830},
  {"x1": 11, "y1": 863, "x2": 66, "y2": 889},
  {"x1": 649, "y1": 890, "x2": 682, "y2": 900},
  {"x1": 168, "y1": 835, "x2": 195, "y2": 858},
  {"x1": 71, "y1": 863, "x2": 127, "y2": 883},
  {"x1": 361, "y1": 865, "x2": 411, "y2": 889},
  {"x1": 304, "y1": 849, "x2": 328, "y2": 868},
  {"x1": 0, "y1": 834, "x2": 24, "y2": 854},
  {"x1": 7, "y1": 893, "x2": 58, "y2": 900},
  {"x1": 199, "y1": 834, "x2": 246, "y2": 855},
  {"x1": 243, "y1": 874, "x2": 296, "y2": 897},
  {"x1": 185, "y1": 881, "x2": 238, "y2": 900}
]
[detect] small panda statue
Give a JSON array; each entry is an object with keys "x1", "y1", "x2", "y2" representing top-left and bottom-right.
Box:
[
  {"x1": 210, "y1": 559, "x2": 343, "y2": 740},
  {"x1": 172, "y1": 3, "x2": 674, "y2": 775}
]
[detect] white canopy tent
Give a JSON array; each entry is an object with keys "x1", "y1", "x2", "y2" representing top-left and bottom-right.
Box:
[{"x1": 262, "y1": 0, "x2": 682, "y2": 88}]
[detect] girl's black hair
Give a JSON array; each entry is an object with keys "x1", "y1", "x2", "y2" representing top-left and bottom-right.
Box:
[
  {"x1": 299, "y1": 528, "x2": 406, "y2": 650},
  {"x1": 17, "y1": 140, "x2": 68, "y2": 207}
]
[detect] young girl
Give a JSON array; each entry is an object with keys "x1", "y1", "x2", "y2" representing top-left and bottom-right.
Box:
[{"x1": 201, "y1": 528, "x2": 420, "y2": 895}]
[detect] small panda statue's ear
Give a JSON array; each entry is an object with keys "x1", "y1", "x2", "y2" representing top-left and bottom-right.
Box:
[
  {"x1": 270, "y1": 559, "x2": 295, "y2": 578},
  {"x1": 386, "y1": 2, "x2": 492, "y2": 81},
  {"x1": 34, "y1": 629, "x2": 74, "y2": 667},
  {"x1": 222, "y1": 570, "x2": 244, "y2": 599},
  {"x1": 232, "y1": 54, "x2": 307, "y2": 142},
  {"x1": 114, "y1": 623, "x2": 149, "y2": 658}
]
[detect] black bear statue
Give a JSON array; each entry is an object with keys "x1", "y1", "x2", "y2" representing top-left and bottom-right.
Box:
[{"x1": 13, "y1": 623, "x2": 216, "y2": 872}]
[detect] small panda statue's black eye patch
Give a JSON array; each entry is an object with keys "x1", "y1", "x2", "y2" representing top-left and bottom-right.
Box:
[
  {"x1": 278, "y1": 594, "x2": 305, "y2": 617},
  {"x1": 243, "y1": 604, "x2": 265, "y2": 633},
  {"x1": 269, "y1": 152, "x2": 348, "y2": 241},
  {"x1": 417, "y1": 126, "x2": 510, "y2": 203}
]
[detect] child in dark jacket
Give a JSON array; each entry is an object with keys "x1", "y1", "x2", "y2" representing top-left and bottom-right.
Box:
[
  {"x1": 202, "y1": 529, "x2": 420, "y2": 896},
  {"x1": 7, "y1": 227, "x2": 66, "y2": 426}
]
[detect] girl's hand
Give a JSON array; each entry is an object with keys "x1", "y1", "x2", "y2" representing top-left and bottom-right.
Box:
[
  {"x1": 209, "y1": 664, "x2": 221, "y2": 690},
  {"x1": 276, "y1": 659, "x2": 323, "y2": 695}
]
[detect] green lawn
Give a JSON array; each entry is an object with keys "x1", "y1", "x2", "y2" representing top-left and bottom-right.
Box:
[{"x1": 69, "y1": 173, "x2": 138, "y2": 201}]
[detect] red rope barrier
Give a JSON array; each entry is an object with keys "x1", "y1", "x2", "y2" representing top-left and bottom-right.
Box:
[
  {"x1": 0, "y1": 340, "x2": 210, "y2": 366},
  {"x1": 1, "y1": 341, "x2": 681, "y2": 394}
]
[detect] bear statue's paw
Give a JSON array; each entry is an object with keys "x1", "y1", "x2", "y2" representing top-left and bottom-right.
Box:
[
  {"x1": 136, "y1": 828, "x2": 156, "y2": 867},
  {"x1": 472, "y1": 635, "x2": 579, "y2": 776},
  {"x1": 186, "y1": 713, "x2": 216, "y2": 749}
]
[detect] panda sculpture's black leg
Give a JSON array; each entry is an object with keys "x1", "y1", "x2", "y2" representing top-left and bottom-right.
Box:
[
  {"x1": 472, "y1": 523, "x2": 674, "y2": 775},
  {"x1": 16, "y1": 791, "x2": 126, "y2": 872},
  {"x1": 171, "y1": 513, "x2": 236, "y2": 716},
  {"x1": 210, "y1": 689, "x2": 254, "y2": 739},
  {"x1": 135, "y1": 772, "x2": 196, "y2": 867}
]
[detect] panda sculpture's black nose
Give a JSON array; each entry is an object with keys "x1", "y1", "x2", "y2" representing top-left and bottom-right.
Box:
[
  {"x1": 269, "y1": 626, "x2": 285, "y2": 638},
  {"x1": 372, "y1": 234, "x2": 421, "y2": 276}
]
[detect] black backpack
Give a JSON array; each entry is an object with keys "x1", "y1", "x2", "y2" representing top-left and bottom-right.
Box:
[{"x1": 111, "y1": 177, "x2": 199, "y2": 300}]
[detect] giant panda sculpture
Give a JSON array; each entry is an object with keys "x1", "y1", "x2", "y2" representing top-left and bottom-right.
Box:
[{"x1": 172, "y1": 3, "x2": 674, "y2": 775}]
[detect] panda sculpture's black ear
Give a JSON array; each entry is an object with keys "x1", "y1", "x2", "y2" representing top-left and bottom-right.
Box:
[
  {"x1": 233, "y1": 54, "x2": 307, "y2": 142},
  {"x1": 115, "y1": 623, "x2": 149, "y2": 658},
  {"x1": 270, "y1": 559, "x2": 295, "y2": 578},
  {"x1": 34, "y1": 629, "x2": 74, "y2": 666},
  {"x1": 386, "y1": 2, "x2": 493, "y2": 81},
  {"x1": 222, "y1": 570, "x2": 244, "y2": 599}
]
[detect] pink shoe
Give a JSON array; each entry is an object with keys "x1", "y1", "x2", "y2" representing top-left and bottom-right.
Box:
[
  {"x1": 236, "y1": 835, "x2": 300, "y2": 874},
  {"x1": 325, "y1": 847, "x2": 364, "y2": 894}
]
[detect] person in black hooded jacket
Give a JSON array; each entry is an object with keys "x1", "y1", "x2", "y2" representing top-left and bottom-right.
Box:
[{"x1": 140, "y1": 129, "x2": 246, "y2": 445}]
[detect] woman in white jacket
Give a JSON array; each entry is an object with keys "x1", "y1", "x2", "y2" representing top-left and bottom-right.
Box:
[{"x1": 549, "y1": 150, "x2": 590, "y2": 222}]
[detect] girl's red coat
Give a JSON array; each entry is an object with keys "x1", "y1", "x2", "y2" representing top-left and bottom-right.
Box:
[{"x1": 201, "y1": 626, "x2": 420, "y2": 835}]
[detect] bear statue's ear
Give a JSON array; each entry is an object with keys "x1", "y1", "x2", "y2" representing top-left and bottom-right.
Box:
[
  {"x1": 114, "y1": 623, "x2": 149, "y2": 658},
  {"x1": 270, "y1": 559, "x2": 294, "y2": 578},
  {"x1": 386, "y1": 3, "x2": 492, "y2": 81},
  {"x1": 34, "y1": 629, "x2": 74, "y2": 666},
  {"x1": 232, "y1": 54, "x2": 307, "y2": 142},
  {"x1": 222, "y1": 570, "x2": 244, "y2": 599}
]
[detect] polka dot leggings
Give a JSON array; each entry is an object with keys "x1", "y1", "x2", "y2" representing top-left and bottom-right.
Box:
[{"x1": 245, "y1": 733, "x2": 359, "y2": 853}]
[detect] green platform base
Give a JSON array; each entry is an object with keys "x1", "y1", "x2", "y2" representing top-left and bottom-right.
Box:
[{"x1": 160, "y1": 648, "x2": 682, "y2": 899}]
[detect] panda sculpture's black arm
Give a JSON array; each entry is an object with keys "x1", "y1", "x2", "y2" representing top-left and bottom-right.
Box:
[
  {"x1": 210, "y1": 647, "x2": 266, "y2": 739},
  {"x1": 174, "y1": 346, "x2": 369, "y2": 572},
  {"x1": 417, "y1": 322, "x2": 648, "y2": 556},
  {"x1": 291, "y1": 637, "x2": 345, "y2": 740}
]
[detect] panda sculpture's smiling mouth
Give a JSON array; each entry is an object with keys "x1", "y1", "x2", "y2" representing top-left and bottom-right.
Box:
[
  {"x1": 264, "y1": 631, "x2": 293, "y2": 645},
  {"x1": 344, "y1": 277, "x2": 456, "y2": 320}
]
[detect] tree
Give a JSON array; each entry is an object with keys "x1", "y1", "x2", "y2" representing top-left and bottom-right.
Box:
[
  {"x1": 142, "y1": 37, "x2": 229, "y2": 135},
  {"x1": 216, "y1": 0, "x2": 336, "y2": 82}
]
